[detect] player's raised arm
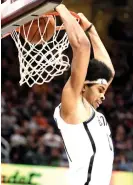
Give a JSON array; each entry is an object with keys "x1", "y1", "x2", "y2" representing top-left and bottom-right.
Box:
[
  {"x1": 55, "y1": 5, "x2": 91, "y2": 96},
  {"x1": 78, "y1": 13, "x2": 115, "y2": 80}
]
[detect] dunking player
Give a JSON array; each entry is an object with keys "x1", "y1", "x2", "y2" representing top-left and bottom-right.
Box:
[{"x1": 54, "y1": 4, "x2": 115, "y2": 185}]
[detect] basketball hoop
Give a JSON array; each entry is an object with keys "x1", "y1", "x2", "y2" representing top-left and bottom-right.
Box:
[{"x1": 8, "y1": 11, "x2": 80, "y2": 87}]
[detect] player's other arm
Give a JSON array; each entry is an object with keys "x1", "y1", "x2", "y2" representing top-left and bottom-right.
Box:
[
  {"x1": 89, "y1": 26, "x2": 115, "y2": 77},
  {"x1": 56, "y1": 5, "x2": 90, "y2": 96},
  {"x1": 78, "y1": 13, "x2": 115, "y2": 79}
]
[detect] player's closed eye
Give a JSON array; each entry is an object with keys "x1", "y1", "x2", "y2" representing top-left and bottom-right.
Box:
[{"x1": 98, "y1": 88, "x2": 103, "y2": 93}]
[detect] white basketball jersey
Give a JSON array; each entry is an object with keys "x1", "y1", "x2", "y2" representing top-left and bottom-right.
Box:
[{"x1": 54, "y1": 104, "x2": 114, "y2": 185}]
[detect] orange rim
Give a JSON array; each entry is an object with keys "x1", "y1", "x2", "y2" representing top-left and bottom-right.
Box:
[
  {"x1": 45, "y1": 11, "x2": 80, "y2": 20},
  {"x1": 1, "y1": 11, "x2": 80, "y2": 38}
]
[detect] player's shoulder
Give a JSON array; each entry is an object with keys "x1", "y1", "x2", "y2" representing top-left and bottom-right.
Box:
[
  {"x1": 54, "y1": 103, "x2": 61, "y2": 113},
  {"x1": 96, "y1": 109, "x2": 104, "y2": 115},
  {"x1": 95, "y1": 109, "x2": 106, "y2": 119},
  {"x1": 54, "y1": 103, "x2": 61, "y2": 118}
]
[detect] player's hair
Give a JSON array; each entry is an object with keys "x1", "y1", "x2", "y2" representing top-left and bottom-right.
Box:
[{"x1": 85, "y1": 58, "x2": 113, "y2": 82}]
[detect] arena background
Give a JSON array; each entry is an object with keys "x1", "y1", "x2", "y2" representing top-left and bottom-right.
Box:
[{"x1": 1, "y1": 0, "x2": 133, "y2": 185}]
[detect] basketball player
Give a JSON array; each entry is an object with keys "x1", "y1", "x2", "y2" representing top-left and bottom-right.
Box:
[{"x1": 54, "y1": 4, "x2": 115, "y2": 185}]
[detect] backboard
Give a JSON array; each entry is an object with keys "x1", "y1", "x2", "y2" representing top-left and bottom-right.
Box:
[{"x1": 1, "y1": 0, "x2": 62, "y2": 37}]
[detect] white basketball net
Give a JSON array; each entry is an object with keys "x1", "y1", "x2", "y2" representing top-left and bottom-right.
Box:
[{"x1": 11, "y1": 16, "x2": 70, "y2": 87}]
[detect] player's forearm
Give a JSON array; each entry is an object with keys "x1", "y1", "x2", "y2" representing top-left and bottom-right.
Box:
[
  {"x1": 56, "y1": 4, "x2": 90, "y2": 91},
  {"x1": 88, "y1": 26, "x2": 115, "y2": 75}
]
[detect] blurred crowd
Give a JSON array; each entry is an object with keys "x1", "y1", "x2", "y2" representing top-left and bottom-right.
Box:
[{"x1": 1, "y1": 13, "x2": 133, "y2": 172}]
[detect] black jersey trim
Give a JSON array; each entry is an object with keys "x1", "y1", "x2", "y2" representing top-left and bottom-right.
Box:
[
  {"x1": 84, "y1": 108, "x2": 95, "y2": 125},
  {"x1": 60, "y1": 131, "x2": 72, "y2": 162},
  {"x1": 83, "y1": 123, "x2": 96, "y2": 185},
  {"x1": 54, "y1": 115, "x2": 72, "y2": 162}
]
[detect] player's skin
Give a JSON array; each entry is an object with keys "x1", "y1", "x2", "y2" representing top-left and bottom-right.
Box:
[{"x1": 56, "y1": 4, "x2": 115, "y2": 124}]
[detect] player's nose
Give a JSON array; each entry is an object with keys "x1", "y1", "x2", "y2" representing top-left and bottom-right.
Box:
[{"x1": 100, "y1": 94, "x2": 105, "y2": 101}]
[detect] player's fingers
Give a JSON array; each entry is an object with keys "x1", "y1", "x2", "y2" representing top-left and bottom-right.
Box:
[
  {"x1": 77, "y1": 13, "x2": 85, "y2": 29},
  {"x1": 78, "y1": 13, "x2": 86, "y2": 24},
  {"x1": 78, "y1": 13, "x2": 92, "y2": 31},
  {"x1": 78, "y1": 13, "x2": 91, "y2": 24},
  {"x1": 78, "y1": 13, "x2": 84, "y2": 16},
  {"x1": 78, "y1": 13, "x2": 87, "y2": 20},
  {"x1": 78, "y1": 13, "x2": 86, "y2": 21}
]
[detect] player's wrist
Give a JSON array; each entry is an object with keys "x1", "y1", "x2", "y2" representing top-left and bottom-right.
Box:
[{"x1": 85, "y1": 24, "x2": 94, "y2": 32}]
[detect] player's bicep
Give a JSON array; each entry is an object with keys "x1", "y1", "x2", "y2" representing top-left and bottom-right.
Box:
[
  {"x1": 70, "y1": 46, "x2": 90, "y2": 93},
  {"x1": 61, "y1": 78, "x2": 81, "y2": 114}
]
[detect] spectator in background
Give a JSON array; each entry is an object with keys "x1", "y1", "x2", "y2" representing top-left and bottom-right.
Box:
[
  {"x1": 42, "y1": 126, "x2": 62, "y2": 149},
  {"x1": 32, "y1": 110, "x2": 49, "y2": 130},
  {"x1": 49, "y1": 148, "x2": 61, "y2": 166},
  {"x1": 10, "y1": 145, "x2": 27, "y2": 164},
  {"x1": 114, "y1": 151, "x2": 133, "y2": 171},
  {"x1": 10, "y1": 127, "x2": 27, "y2": 147},
  {"x1": 125, "y1": 137, "x2": 133, "y2": 162},
  {"x1": 24, "y1": 144, "x2": 50, "y2": 165},
  {"x1": 114, "y1": 124, "x2": 127, "y2": 152},
  {"x1": 27, "y1": 128, "x2": 39, "y2": 152},
  {"x1": 1, "y1": 102, "x2": 18, "y2": 141}
]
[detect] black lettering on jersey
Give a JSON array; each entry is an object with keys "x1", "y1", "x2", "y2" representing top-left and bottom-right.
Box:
[{"x1": 98, "y1": 116, "x2": 107, "y2": 126}]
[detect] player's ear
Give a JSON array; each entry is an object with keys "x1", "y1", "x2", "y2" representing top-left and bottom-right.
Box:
[{"x1": 82, "y1": 84, "x2": 86, "y2": 93}]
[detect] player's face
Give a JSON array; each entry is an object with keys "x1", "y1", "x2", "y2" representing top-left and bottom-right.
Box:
[{"x1": 84, "y1": 83, "x2": 108, "y2": 109}]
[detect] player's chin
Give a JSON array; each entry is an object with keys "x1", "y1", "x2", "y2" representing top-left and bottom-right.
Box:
[{"x1": 93, "y1": 102, "x2": 99, "y2": 109}]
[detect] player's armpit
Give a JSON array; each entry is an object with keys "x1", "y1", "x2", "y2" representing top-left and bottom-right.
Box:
[
  {"x1": 61, "y1": 80, "x2": 82, "y2": 116},
  {"x1": 70, "y1": 44, "x2": 90, "y2": 92}
]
